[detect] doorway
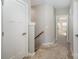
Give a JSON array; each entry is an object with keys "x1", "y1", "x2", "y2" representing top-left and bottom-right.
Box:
[{"x1": 56, "y1": 8, "x2": 69, "y2": 47}]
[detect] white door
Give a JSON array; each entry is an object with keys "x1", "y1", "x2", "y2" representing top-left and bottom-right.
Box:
[
  {"x1": 73, "y1": 1, "x2": 78, "y2": 59},
  {"x1": 2, "y1": 0, "x2": 28, "y2": 59}
]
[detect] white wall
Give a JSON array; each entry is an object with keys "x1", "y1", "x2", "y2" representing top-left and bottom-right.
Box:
[
  {"x1": 28, "y1": 22, "x2": 35, "y2": 54},
  {"x1": 31, "y1": 4, "x2": 55, "y2": 49}
]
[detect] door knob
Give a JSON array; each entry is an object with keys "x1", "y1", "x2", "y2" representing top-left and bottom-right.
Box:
[
  {"x1": 2, "y1": 32, "x2": 4, "y2": 36},
  {"x1": 22, "y1": 33, "x2": 27, "y2": 36},
  {"x1": 75, "y1": 34, "x2": 78, "y2": 37}
]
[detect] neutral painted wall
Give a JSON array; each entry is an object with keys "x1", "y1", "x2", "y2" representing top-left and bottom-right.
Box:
[
  {"x1": 31, "y1": 4, "x2": 55, "y2": 49},
  {"x1": 28, "y1": 22, "x2": 35, "y2": 54}
]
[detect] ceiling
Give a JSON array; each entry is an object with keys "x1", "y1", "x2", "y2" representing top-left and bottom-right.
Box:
[{"x1": 31, "y1": 0, "x2": 72, "y2": 8}]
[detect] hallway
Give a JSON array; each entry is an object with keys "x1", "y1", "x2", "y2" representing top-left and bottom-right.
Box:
[
  {"x1": 25, "y1": 42, "x2": 73, "y2": 59},
  {"x1": 1, "y1": 0, "x2": 78, "y2": 59}
]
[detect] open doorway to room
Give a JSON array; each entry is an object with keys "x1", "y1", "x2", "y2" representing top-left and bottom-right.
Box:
[{"x1": 56, "y1": 8, "x2": 69, "y2": 47}]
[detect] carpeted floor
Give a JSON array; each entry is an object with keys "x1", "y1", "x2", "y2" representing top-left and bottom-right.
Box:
[{"x1": 24, "y1": 43, "x2": 73, "y2": 59}]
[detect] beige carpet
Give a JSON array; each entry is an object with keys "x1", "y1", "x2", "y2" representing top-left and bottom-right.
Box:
[{"x1": 24, "y1": 43, "x2": 72, "y2": 59}]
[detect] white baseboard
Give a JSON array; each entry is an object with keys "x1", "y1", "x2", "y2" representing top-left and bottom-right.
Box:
[{"x1": 28, "y1": 52, "x2": 35, "y2": 57}]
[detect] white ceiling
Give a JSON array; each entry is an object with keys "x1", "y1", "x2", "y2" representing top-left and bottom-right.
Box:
[{"x1": 31, "y1": 0, "x2": 71, "y2": 8}]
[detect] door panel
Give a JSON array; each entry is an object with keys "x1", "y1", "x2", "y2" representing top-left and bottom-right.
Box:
[
  {"x1": 73, "y1": 1, "x2": 78, "y2": 59},
  {"x1": 2, "y1": 0, "x2": 28, "y2": 59}
]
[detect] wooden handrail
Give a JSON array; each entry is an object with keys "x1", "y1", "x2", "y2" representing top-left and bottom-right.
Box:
[{"x1": 35, "y1": 31, "x2": 44, "y2": 39}]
